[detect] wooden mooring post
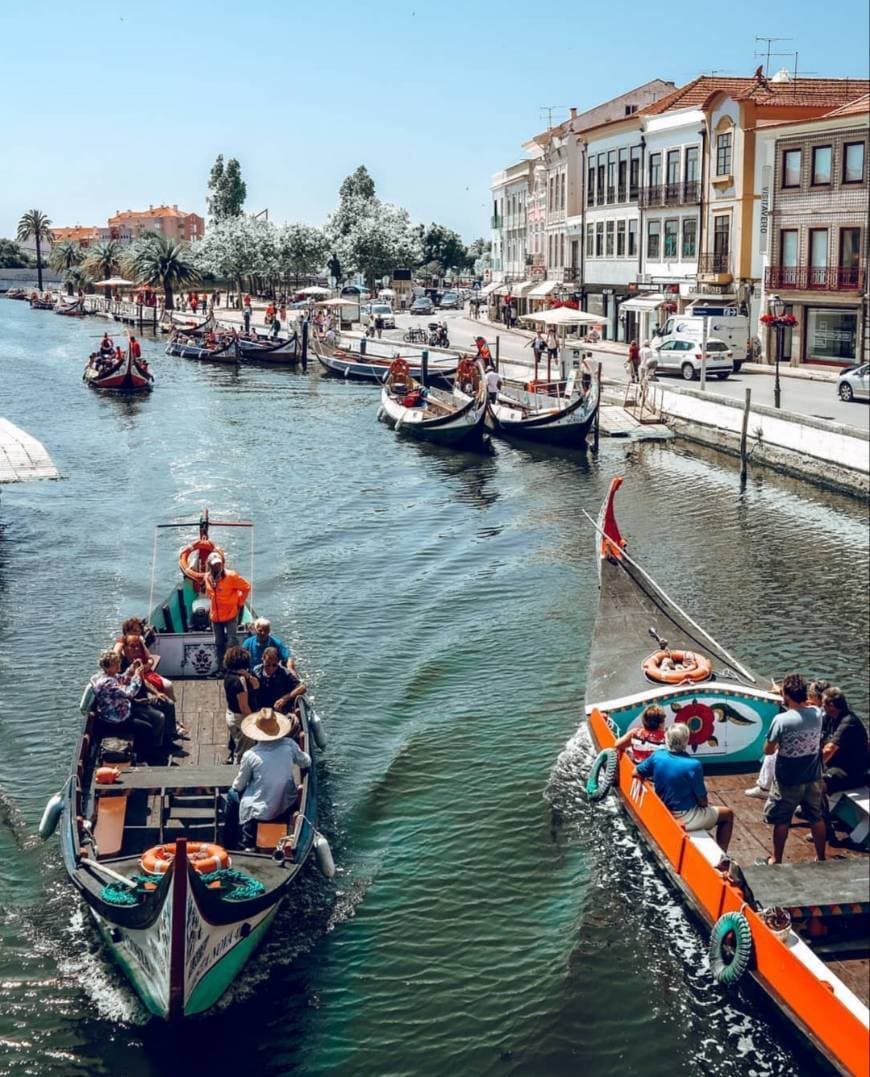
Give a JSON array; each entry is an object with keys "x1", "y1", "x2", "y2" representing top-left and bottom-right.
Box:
[{"x1": 740, "y1": 387, "x2": 751, "y2": 481}]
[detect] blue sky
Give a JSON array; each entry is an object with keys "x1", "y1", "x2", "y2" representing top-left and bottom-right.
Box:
[{"x1": 1, "y1": 0, "x2": 867, "y2": 243}]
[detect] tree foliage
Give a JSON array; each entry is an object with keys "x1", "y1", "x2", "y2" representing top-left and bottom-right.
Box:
[
  {"x1": 16, "y1": 208, "x2": 52, "y2": 289},
  {"x1": 125, "y1": 233, "x2": 200, "y2": 310},
  {"x1": 418, "y1": 223, "x2": 467, "y2": 272},
  {"x1": 207, "y1": 154, "x2": 247, "y2": 220},
  {"x1": 193, "y1": 216, "x2": 272, "y2": 291},
  {"x1": 0, "y1": 238, "x2": 31, "y2": 268},
  {"x1": 275, "y1": 223, "x2": 329, "y2": 280},
  {"x1": 49, "y1": 240, "x2": 84, "y2": 273},
  {"x1": 83, "y1": 240, "x2": 122, "y2": 282}
]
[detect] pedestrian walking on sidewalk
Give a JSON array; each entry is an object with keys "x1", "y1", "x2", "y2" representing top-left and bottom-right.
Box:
[
  {"x1": 628, "y1": 339, "x2": 641, "y2": 382},
  {"x1": 527, "y1": 332, "x2": 546, "y2": 379},
  {"x1": 640, "y1": 339, "x2": 656, "y2": 385}
]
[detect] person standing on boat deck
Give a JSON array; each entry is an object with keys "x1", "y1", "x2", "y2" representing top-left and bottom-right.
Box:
[
  {"x1": 242, "y1": 616, "x2": 296, "y2": 672},
  {"x1": 270, "y1": 314, "x2": 281, "y2": 340},
  {"x1": 223, "y1": 646, "x2": 259, "y2": 763},
  {"x1": 224, "y1": 709, "x2": 311, "y2": 850},
  {"x1": 746, "y1": 677, "x2": 830, "y2": 799},
  {"x1": 253, "y1": 647, "x2": 306, "y2": 715},
  {"x1": 485, "y1": 365, "x2": 501, "y2": 404},
  {"x1": 635, "y1": 723, "x2": 734, "y2": 851},
  {"x1": 762, "y1": 672, "x2": 826, "y2": 863},
  {"x1": 205, "y1": 551, "x2": 251, "y2": 666}
]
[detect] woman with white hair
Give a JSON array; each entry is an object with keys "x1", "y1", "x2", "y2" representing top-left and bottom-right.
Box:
[{"x1": 634, "y1": 722, "x2": 734, "y2": 851}]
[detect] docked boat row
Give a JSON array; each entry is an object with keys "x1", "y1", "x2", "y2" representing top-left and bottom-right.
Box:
[
  {"x1": 166, "y1": 326, "x2": 301, "y2": 366},
  {"x1": 584, "y1": 478, "x2": 869, "y2": 1077},
  {"x1": 44, "y1": 512, "x2": 332, "y2": 1019}
]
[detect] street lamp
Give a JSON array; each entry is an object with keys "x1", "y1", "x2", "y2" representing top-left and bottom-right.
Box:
[{"x1": 768, "y1": 294, "x2": 786, "y2": 409}]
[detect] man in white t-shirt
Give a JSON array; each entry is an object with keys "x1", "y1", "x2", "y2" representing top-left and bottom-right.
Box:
[{"x1": 485, "y1": 365, "x2": 501, "y2": 403}]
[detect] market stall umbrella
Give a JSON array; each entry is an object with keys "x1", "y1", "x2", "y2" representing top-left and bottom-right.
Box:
[
  {"x1": 92, "y1": 276, "x2": 135, "y2": 288},
  {"x1": 298, "y1": 286, "x2": 331, "y2": 297},
  {"x1": 315, "y1": 297, "x2": 352, "y2": 307},
  {"x1": 518, "y1": 307, "x2": 605, "y2": 327}
]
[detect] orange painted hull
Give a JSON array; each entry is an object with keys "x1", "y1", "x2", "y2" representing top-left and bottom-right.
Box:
[{"x1": 588, "y1": 707, "x2": 869, "y2": 1077}]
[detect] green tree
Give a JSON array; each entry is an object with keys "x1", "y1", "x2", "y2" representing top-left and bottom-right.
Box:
[
  {"x1": 207, "y1": 154, "x2": 247, "y2": 220},
  {"x1": 50, "y1": 239, "x2": 84, "y2": 272},
  {"x1": 193, "y1": 216, "x2": 271, "y2": 301},
  {"x1": 63, "y1": 265, "x2": 91, "y2": 296},
  {"x1": 84, "y1": 239, "x2": 123, "y2": 283},
  {"x1": 125, "y1": 233, "x2": 201, "y2": 311},
  {"x1": 0, "y1": 238, "x2": 31, "y2": 268},
  {"x1": 275, "y1": 223, "x2": 329, "y2": 285},
  {"x1": 339, "y1": 164, "x2": 376, "y2": 203},
  {"x1": 465, "y1": 237, "x2": 491, "y2": 268},
  {"x1": 16, "y1": 209, "x2": 52, "y2": 290},
  {"x1": 418, "y1": 223, "x2": 467, "y2": 273}
]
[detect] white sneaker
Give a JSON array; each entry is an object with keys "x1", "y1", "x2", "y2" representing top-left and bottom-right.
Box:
[{"x1": 744, "y1": 785, "x2": 769, "y2": 799}]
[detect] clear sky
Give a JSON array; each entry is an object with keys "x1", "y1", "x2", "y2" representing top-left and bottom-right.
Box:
[{"x1": 1, "y1": 0, "x2": 867, "y2": 243}]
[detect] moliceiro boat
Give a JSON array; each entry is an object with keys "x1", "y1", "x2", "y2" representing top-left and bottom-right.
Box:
[
  {"x1": 83, "y1": 348, "x2": 154, "y2": 393},
  {"x1": 165, "y1": 332, "x2": 238, "y2": 363},
  {"x1": 584, "y1": 478, "x2": 868, "y2": 1077},
  {"x1": 378, "y1": 357, "x2": 487, "y2": 448},
  {"x1": 488, "y1": 366, "x2": 599, "y2": 448},
  {"x1": 317, "y1": 338, "x2": 457, "y2": 389},
  {"x1": 43, "y1": 512, "x2": 333, "y2": 1019}
]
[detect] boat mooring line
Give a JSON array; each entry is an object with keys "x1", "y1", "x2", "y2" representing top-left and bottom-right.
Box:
[{"x1": 581, "y1": 509, "x2": 757, "y2": 685}]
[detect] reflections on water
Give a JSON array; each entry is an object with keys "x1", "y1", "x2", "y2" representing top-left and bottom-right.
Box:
[{"x1": 0, "y1": 299, "x2": 866, "y2": 1076}]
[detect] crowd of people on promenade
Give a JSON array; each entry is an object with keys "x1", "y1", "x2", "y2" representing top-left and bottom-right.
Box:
[{"x1": 615, "y1": 672, "x2": 868, "y2": 865}]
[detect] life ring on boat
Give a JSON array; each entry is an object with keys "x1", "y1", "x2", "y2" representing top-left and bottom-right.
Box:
[
  {"x1": 586, "y1": 748, "x2": 618, "y2": 802},
  {"x1": 140, "y1": 842, "x2": 231, "y2": 876},
  {"x1": 178, "y1": 539, "x2": 223, "y2": 583},
  {"x1": 642, "y1": 650, "x2": 712, "y2": 684},
  {"x1": 709, "y1": 911, "x2": 753, "y2": 985}
]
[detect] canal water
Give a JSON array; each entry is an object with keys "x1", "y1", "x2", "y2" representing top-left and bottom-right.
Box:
[{"x1": 0, "y1": 300, "x2": 867, "y2": 1077}]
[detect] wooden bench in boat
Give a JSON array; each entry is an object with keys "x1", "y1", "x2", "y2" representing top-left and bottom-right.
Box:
[
  {"x1": 830, "y1": 786, "x2": 870, "y2": 847},
  {"x1": 94, "y1": 793, "x2": 129, "y2": 857},
  {"x1": 111, "y1": 764, "x2": 237, "y2": 792},
  {"x1": 742, "y1": 857, "x2": 870, "y2": 918}
]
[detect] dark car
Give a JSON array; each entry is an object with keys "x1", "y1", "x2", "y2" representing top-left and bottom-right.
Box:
[
  {"x1": 439, "y1": 291, "x2": 460, "y2": 309},
  {"x1": 410, "y1": 297, "x2": 434, "y2": 316}
]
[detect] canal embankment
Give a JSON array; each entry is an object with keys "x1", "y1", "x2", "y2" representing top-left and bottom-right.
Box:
[{"x1": 0, "y1": 417, "x2": 59, "y2": 484}]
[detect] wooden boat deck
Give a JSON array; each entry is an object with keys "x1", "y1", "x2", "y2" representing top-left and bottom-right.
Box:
[
  {"x1": 174, "y1": 678, "x2": 229, "y2": 768},
  {"x1": 706, "y1": 771, "x2": 869, "y2": 1006}
]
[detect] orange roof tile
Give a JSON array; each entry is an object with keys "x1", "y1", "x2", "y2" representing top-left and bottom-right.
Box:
[
  {"x1": 824, "y1": 93, "x2": 870, "y2": 118},
  {"x1": 108, "y1": 205, "x2": 202, "y2": 222},
  {"x1": 643, "y1": 75, "x2": 870, "y2": 116},
  {"x1": 51, "y1": 226, "x2": 102, "y2": 241}
]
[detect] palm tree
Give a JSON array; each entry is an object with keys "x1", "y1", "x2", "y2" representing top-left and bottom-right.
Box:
[
  {"x1": 84, "y1": 239, "x2": 122, "y2": 282},
  {"x1": 50, "y1": 240, "x2": 85, "y2": 294},
  {"x1": 17, "y1": 209, "x2": 52, "y2": 291},
  {"x1": 125, "y1": 233, "x2": 200, "y2": 311},
  {"x1": 64, "y1": 265, "x2": 91, "y2": 297}
]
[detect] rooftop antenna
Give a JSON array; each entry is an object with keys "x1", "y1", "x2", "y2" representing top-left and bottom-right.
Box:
[
  {"x1": 252, "y1": 208, "x2": 269, "y2": 221},
  {"x1": 539, "y1": 105, "x2": 568, "y2": 130},
  {"x1": 754, "y1": 35, "x2": 793, "y2": 76}
]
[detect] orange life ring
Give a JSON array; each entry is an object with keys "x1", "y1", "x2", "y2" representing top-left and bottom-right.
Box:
[
  {"x1": 140, "y1": 842, "x2": 230, "y2": 876},
  {"x1": 178, "y1": 539, "x2": 223, "y2": 583},
  {"x1": 642, "y1": 650, "x2": 712, "y2": 684}
]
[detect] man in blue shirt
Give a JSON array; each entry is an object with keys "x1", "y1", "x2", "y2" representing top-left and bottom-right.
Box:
[
  {"x1": 636, "y1": 723, "x2": 734, "y2": 851},
  {"x1": 242, "y1": 617, "x2": 295, "y2": 672}
]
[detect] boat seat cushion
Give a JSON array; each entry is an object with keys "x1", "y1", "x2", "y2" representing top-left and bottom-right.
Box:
[
  {"x1": 686, "y1": 830, "x2": 723, "y2": 866},
  {"x1": 256, "y1": 821, "x2": 288, "y2": 851},
  {"x1": 94, "y1": 794, "x2": 128, "y2": 857}
]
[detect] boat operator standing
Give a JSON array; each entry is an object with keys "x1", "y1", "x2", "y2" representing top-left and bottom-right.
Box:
[{"x1": 205, "y1": 552, "x2": 251, "y2": 667}]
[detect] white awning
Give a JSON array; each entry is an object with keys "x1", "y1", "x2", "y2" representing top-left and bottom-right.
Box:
[
  {"x1": 478, "y1": 282, "x2": 501, "y2": 297},
  {"x1": 619, "y1": 293, "x2": 667, "y2": 313},
  {"x1": 527, "y1": 280, "x2": 559, "y2": 298},
  {"x1": 519, "y1": 307, "x2": 607, "y2": 327}
]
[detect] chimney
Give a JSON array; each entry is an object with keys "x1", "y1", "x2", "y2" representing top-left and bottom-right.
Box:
[
  {"x1": 149, "y1": 204, "x2": 153, "y2": 210},
  {"x1": 570, "y1": 107, "x2": 577, "y2": 119},
  {"x1": 173, "y1": 203, "x2": 178, "y2": 210}
]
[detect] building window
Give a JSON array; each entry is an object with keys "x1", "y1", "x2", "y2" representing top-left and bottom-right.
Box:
[
  {"x1": 628, "y1": 219, "x2": 638, "y2": 257},
  {"x1": 666, "y1": 150, "x2": 680, "y2": 186},
  {"x1": 587, "y1": 161, "x2": 595, "y2": 206},
  {"x1": 616, "y1": 220, "x2": 626, "y2": 256},
  {"x1": 843, "y1": 142, "x2": 865, "y2": 183},
  {"x1": 606, "y1": 220, "x2": 615, "y2": 256},
  {"x1": 595, "y1": 222, "x2": 604, "y2": 257},
  {"x1": 716, "y1": 132, "x2": 732, "y2": 176},
  {"x1": 806, "y1": 308, "x2": 857, "y2": 363},
  {"x1": 625, "y1": 104, "x2": 638, "y2": 115},
  {"x1": 684, "y1": 146, "x2": 699, "y2": 184},
  {"x1": 682, "y1": 217, "x2": 697, "y2": 258},
  {"x1": 647, "y1": 219, "x2": 661, "y2": 260},
  {"x1": 562, "y1": 173, "x2": 566, "y2": 210},
  {"x1": 839, "y1": 227, "x2": 861, "y2": 269},
  {"x1": 782, "y1": 149, "x2": 801, "y2": 188},
  {"x1": 713, "y1": 215, "x2": 730, "y2": 256},
  {"x1": 779, "y1": 230, "x2": 798, "y2": 282},
  {"x1": 596, "y1": 156, "x2": 605, "y2": 206},
  {"x1": 586, "y1": 222, "x2": 595, "y2": 257},
  {"x1": 607, "y1": 151, "x2": 616, "y2": 203},
  {"x1": 811, "y1": 145, "x2": 832, "y2": 185},
  {"x1": 618, "y1": 148, "x2": 628, "y2": 202},
  {"x1": 808, "y1": 229, "x2": 829, "y2": 286},
  {"x1": 629, "y1": 147, "x2": 641, "y2": 201},
  {"x1": 648, "y1": 152, "x2": 662, "y2": 187},
  {"x1": 663, "y1": 219, "x2": 678, "y2": 258}
]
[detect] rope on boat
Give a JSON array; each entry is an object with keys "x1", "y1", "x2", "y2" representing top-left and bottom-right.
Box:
[
  {"x1": 198, "y1": 868, "x2": 266, "y2": 901},
  {"x1": 100, "y1": 875, "x2": 158, "y2": 905}
]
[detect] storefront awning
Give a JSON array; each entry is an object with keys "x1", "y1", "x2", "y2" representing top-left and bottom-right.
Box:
[
  {"x1": 478, "y1": 282, "x2": 501, "y2": 297},
  {"x1": 527, "y1": 280, "x2": 559, "y2": 298},
  {"x1": 495, "y1": 280, "x2": 535, "y2": 296},
  {"x1": 619, "y1": 293, "x2": 667, "y2": 313}
]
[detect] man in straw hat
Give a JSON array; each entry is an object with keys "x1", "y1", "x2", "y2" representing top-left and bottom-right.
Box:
[{"x1": 224, "y1": 708, "x2": 310, "y2": 850}]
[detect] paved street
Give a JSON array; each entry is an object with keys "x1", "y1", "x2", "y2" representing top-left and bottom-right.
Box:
[{"x1": 386, "y1": 308, "x2": 870, "y2": 435}]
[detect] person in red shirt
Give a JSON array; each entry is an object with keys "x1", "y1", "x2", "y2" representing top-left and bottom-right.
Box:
[
  {"x1": 613, "y1": 704, "x2": 666, "y2": 762},
  {"x1": 205, "y1": 552, "x2": 251, "y2": 666},
  {"x1": 627, "y1": 340, "x2": 641, "y2": 382}
]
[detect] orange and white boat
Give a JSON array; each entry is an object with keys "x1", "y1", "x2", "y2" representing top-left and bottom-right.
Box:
[{"x1": 584, "y1": 477, "x2": 869, "y2": 1077}]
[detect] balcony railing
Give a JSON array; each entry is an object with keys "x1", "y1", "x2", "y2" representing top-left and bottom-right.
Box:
[
  {"x1": 639, "y1": 180, "x2": 701, "y2": 207},
  {"x1": 698, "y1": 252, "x2": 732, "y2": 275},
  {"x1": 561, "y1": 267, "x2": 580, "y2": 283},
  {"x1": 765, "y1": 265, "x2": 865, "y2": 291}
]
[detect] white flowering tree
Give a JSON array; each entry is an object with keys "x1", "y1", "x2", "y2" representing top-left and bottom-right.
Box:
[
  {"x1": 275, "y1": 223, "x2": 329, "y2": 286},
  {"x1": 192, "y1": 216, "x2": 275, "y2": 300}
]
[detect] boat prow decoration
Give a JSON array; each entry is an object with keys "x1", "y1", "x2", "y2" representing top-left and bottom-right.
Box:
[{"x1": 598, "y1": 475, "x2": 626, "y2": 561}]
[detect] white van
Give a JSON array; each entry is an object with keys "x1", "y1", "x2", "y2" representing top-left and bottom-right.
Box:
[{"x1": 653, "y1": 308, "x2": 750, "y2": 370}]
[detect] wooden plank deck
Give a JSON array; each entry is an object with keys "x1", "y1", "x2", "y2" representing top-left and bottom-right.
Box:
[
  {"x1": 0, "y1": 417, "x2": 59, "y2": 483},
  {"x1": 174, "y1": 678, "x2": 229, "y2": 768}
]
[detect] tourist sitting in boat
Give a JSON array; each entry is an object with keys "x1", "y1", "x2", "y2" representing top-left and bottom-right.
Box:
[
  {"x1": 253, "y1": 647, "x2": 306, "y2": 715},
  {"x1": 820, "y1": 687, "x2": 869, "y2": 799},
  {"x1": 205, "y1": 551, "x2": 251, "y2": 667},
  {"x1": 761, "y1": 672, "x2": 826, "y2": 864},
  {"x1": 635, "y1": 723, "x2": 734, "y2": 852},
  {"x1": 242, "y1": 617, "x2": 296, "y2": 672},
  {"x1": 89, "y1": 650, "x2": 167, "y2": 764},
  {"x1": 613, "y1": 704, "x2": 666, "y2": 762},
  {"x1": 204, "y1": 330, "x2": 217, "y2": 349},
  {"x1": 99, "y1": 334, "x2": 114, "y2": 357},
  {"x1": 224, "y1": 645, "x2": 260, "y2": 763},
  {"x1": 113, "y1": 616, "x2": 175, "y2": 701},
  {"x1": 223, "y1": 708, "x2": 311, "y2": 850}
]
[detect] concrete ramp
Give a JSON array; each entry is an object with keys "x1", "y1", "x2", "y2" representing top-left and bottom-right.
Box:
[
  {"x1": 599, "y1": 405, "x2": 672, "y2": 441},
  {"x1": 0, "y1": 418, "x2": 59, "y2": 483}
]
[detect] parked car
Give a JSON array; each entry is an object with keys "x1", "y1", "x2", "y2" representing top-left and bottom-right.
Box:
[
  {"x1": 652, "y1": 337, "x2": 734, "y2": 380},
  {"x1": 654, "y1": 312, "x2": 750, "y2": 372},
  {"x1": 439, "y1": 291, "x2": 460, "y2": 309},
  {"x1": 365, "y1": 302, "x2": 396, "y2": 329},
  {"x1": 837, "y1": 363, "x2": 870, "y2": 402},
  {"x1": 410, "y1": 296, "x2": 434, "y2": 316}
]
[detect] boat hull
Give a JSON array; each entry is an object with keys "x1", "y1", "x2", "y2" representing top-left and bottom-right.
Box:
[
  {"x1": 489, "y1": 382, "x2": 599, "y2": 448},
  {"x1": 84, "y1": 353, "x2": 153, "y2": 393},
  {"x1": 379, "y1": 385, "x2": 487, "y2": 448},
  {"x1": 318, "y1": 351, "x2": 455, "y2": 389}
]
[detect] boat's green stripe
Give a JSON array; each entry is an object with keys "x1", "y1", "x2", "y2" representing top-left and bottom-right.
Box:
[{"x1": 184, "y1": 910, "x2": 277, "y2": 1016}]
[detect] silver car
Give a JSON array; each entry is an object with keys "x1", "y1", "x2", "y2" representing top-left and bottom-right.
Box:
[
  {"x1": 652, "y1": 337, "x2": 734, "y2": 380},
  {"x1": 837, "y1": 363, "x2": 870, "y2": 402}
]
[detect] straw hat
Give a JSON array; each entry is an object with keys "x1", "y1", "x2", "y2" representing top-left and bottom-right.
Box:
[{"x1": 240, "y1": 708, "x2": 292, "y2": 742}]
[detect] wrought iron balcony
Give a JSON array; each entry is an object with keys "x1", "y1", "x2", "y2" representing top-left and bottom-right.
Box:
[
  {"x1": 698, "y1": 252, "x2": 732, "y2": 275},
  {"x1": 639, "y1": 181, "x2": 701, "y2": 208},
  {"x1": 561, "y1": 266, "x2": 579, "y2": 283},
  {"x1": 765, "y1": 265, "x2": 865, "y2": 291}
]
